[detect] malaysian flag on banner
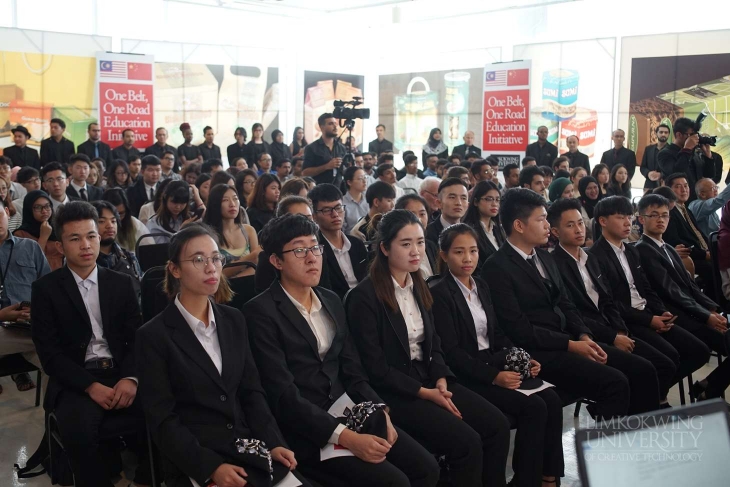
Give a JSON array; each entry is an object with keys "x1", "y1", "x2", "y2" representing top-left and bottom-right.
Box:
[
  {"x1": 99, "y1": 60, "x2": 127, "y2": 78},
  {"x1": 485, "y1": 70, "x2": 507, "y2": 87}
]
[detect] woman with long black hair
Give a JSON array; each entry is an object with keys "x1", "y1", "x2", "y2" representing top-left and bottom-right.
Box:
[
  {"x1": 421, "y1": 128, "x2": 449, "y2": 164},
  {"x1": 246, "y1": 173, "x2": 280, "y2": 233},
  {"x1": 247, "y1": 123, "x2": 270, "y2": 167},
  {"x1": 102, "y1": 187, "x2": 149, "y2": 252},
  {"x1": 290, "y1": 126, "x2": 307, "y2": 157},
  {"x1": 346, "y1": 209, "x2": 510, "y2": 487},
  {"x1": 431, "y1": 224, "x2": 564, "y2": 487},
  {"x1": 146, "y1": 180, "x2": 197, "y2": 243},
  {"x1": 463, "y1": 180, "x2": 505, "y2": 271},
  {"x1": 106, "y1": 159, "x2": 132, "y2": 189},
  {"x1": 13, "y1": 190, "x2": 63, "y2": 270},
  {"x1": 606, "y1": 164, "x2": 632, "y2": 198},
  {"x1": 227, "y1": 126, "x2": 248, "y2": 165}
]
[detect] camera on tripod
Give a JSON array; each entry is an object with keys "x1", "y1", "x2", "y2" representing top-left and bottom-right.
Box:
[
  {"x1": 695, "y1": 111, "x2": 718, "y2": 146},
  {"x1": 333, "y1": 97, "x2": 371, "y2": 122}
]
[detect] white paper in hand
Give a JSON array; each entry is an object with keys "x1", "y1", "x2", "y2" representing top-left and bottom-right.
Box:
[
  {"x1": 320, "y1": 393, "x2": 356, "y2": 461},
  {"x1": 274, "y1": 471, "x2": 303, "y2": 487}
]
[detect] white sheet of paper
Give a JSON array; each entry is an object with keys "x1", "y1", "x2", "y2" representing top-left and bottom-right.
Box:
[
  {"x1": 326, "y1": 392, "x2": 356, "y2": 418},
  {"x1": 274, "y1": 471, "x2": 303, "y2": 487},
  {"x1": 320, "y1": 392, "x2": 356, "y2": 461},
  {"x1": 516, "y1": 380, "x2": 555, "y2": 396}
]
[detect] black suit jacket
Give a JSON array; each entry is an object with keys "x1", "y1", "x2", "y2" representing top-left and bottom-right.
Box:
[
  {"x1": 345, "y1": 277, "x2": 454, "y2": 398},
  {"x1": 126, "y1": 180, "x2": 152, "y2": 218},
  {"x1": 600, "y1": 146, "x2": 637, "y2": 179},
  {"x1": 3, "y1": 144, "x2": 41, "y2": 169},
  {"x1": 525, "y1": 141, "x2": 558, "y2": 168},
  {"x1": 664, "y1": 205, "x2": 709, "y2": 263},
  {"x1": 319, "y1": 231, "x2": 368, "y2": 301},
  {"x1": 640, "y1": 144, "x2": 662, "y2": 189},
  {"x1": 635, "y1": 235, "x2": 717, "y2": 324},
  {"x1": 425, "y1": 218, "x2": 445, "y2": 246},
  {"x1": 466, "y1": 219, "x2": 505, "y2": 271},
  {"x1": 430, "y1": 274, "x2": 513, "y2": 385},
  {"x1": 658, "y1": 144, "x2": 713, "y2": 201},
  {"x1": 452, "y1": 144, "x2": 481, "y2": 159},
  {"x1": 136, "y1": 302, "x2": 285, "y2": 486},
  {"x1": 244, "y1": 283, "x2": 380, "y2": 458},
  {"x1": 31, "y1": 266, "x2": 140, "y2": 410},
  {"x1": 368, "y1": 138, "x2": 393, "y2": 156},
  {"x1": 66, "y1": 183, "x2": 104, "y2": 202},
  {"x1": 565, "y1": 150, "x2": 590, "y2": 172},
  {"x1": 40, "y1": 137, "x2": 75, "y2": 166},
  {"x1": 77, "y1": 139, "x2": 112, "y2": 165},
  {"x1": 552, "y1": 245, "x2": 629, "y2": 344},
  {"x1": 480, "y1": 243, "x2": 592, "y2": 351},
  {"x1": 588, "y1": 237, "x2": 666, "y2": 329}
]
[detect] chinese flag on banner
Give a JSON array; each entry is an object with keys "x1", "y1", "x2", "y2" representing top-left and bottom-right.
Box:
[
  {"x1": 507, "y1": 69, "x2": 529, "y2": 86},
  {"x1": 127, "y1": 62, "x2": 152, "y2": 81}
]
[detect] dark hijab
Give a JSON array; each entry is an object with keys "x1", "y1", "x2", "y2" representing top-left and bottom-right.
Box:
[
  {"x1": 578, "y1": 176, "x2": 601, "y2": 219},
  {"x1": 269, "y1": 129, "x2": 292, "y2": 166},
  {"x1": 15, "y1": 190, "x2": 58, "y2": 240}
]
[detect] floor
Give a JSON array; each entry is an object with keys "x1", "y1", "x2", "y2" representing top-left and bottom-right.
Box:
[{"x1": 0, "y1": 362, "x2": 722, "y2": 487}]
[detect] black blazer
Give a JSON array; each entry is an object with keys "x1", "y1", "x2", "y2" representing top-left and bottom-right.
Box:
[
  {"x1": 565, "y1": 150, "x2": 590, "y2": 172},
  {"x1": 246, "y1": 207, "x2": 275, "y2": 234},
  {"x1": 345, "y1": 277, "x2": 454, "y2": 398},
  {"x1": 525, "y1": 141, "x2": 558, "y2": 168},
  {"x1": 465, "y1": 219, "x2": 505, "y2": 271},
  {"x1": 452, "y1": 144, "x2": 481, "y2": 159},
  {"x1": 3, "y1": 145, "x2": 41, "y2": 170},
  {"x1": 77, "y1": 139, "x2": 112, "y2": 165},
  {"x1": 480, "y1": 243, "x2": 592, "y2": 351},
  {"x1": 425, "y1": 218, "x2": 445, "y2": 246},
  {"x1": 31, "y1": 266, "x2": 140, "y2": 410},
  {"x1": 600, "y1": 146, "x2": 637, "y2": 179},
  {"x1": 635, "y1": 235, "x2": 717, "y2": 325},
  {"x1": 244, "y1": 283, "x2": 381, "y2": 459},
  {"x1": 40, "y1": 137, "x2": 75, "y2": 166},
  {"x1": 640, "y1": 144, "x2": 662, "y2": 189},
  {"x1": 588, "y1": 237, "x2": 666, "y2": 329},
  {"x1": 319, "y1": 231, "x2": 368, "y2": 301},
  {"x1": 664, "y1": 205, "x2": 709, "y2": 262},
  {"x1": 430, "y1": 274, "x2": 513, "y2": 385},
  {"x1": 126, "y1": 180, "x2": 153, "y2": 218},
  {"x1": 66, "y1": 183, "x2": 104, "y2": 202},
  {"x1": 552, "y1": 245, "x2": 629, "y2": 344},
  {"x1": 136, "y1": 302, "x2": 285, "y2": 486}
]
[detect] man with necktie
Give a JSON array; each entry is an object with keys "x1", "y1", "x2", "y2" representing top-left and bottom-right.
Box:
[
  {"x1": 76, "y1": 123, "x2": 111, "y2": 166},
  {"x1": 66, "y1": 154, "x2": 103, "y2": 202}
]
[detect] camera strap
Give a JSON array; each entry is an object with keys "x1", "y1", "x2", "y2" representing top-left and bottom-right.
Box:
[{"x1": 0, "y1": 238, "x2": 15, "y2": 298}]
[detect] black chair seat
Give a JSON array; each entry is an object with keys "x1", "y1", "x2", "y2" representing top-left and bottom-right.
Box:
[
  {"x1": 136, "y1": 234, "x2": 172, "y2": 273},
  {"x1": 141, "y1": 266, "x2": 170, "y2": 323},
  {"x1": 224, "y1": 261, "x2": 257, "y2": 310}
]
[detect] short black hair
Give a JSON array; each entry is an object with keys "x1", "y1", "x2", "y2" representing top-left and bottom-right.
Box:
[
  {"x1": 91, "y1": 200, "x2": 121, "y2": 223},
  {"x1": 519, "y1": 165, "x2": 544, "y2": 187},
  {"x1": 593, "y1": 195, "x2": 633, "y2": 220},
  {"x1": 655, "y1": 123, "x2": 671, "y2": 134},
  {"x1": 500, "y1": 188, "x2": 547, "y2": 237},
  {"x1": 375, "y1": 164, "x2": 394, "y2": 178},
  {"x1": 69, "y1": 153, "x2": 91, "y2": 167},
  {"x1": 665, "y1": 172, "x2": 688, "y2": 187},
  {"x1": 377, "y1": 153, "x2": 394, "y2": 165},
  {"x1": 438, "y1": 177, "x2": 468, "y2": 194},
  {"x1": 376, "y1": 124, "x2": 385, "y2": 130},
  {"x1": 141, "y1": 154, "x2": 161, "y2": 170},
  {"x1": 541, "y1": 167, "x2": 554, "y2": 177},
  {"x1": 445, "y1": 166, "x2": 469, "y2": 180},
  {"x1": 552, "y1": 156, "x2": 569, "y2": 170},
  {"x1": 652, "y1": 186, "x2": 677, "y2": 202},
  {"x1": 554, "y1": 169, "x2": 571, "y2": 180},
  {"x1": 54, "y1": 201, "x2": 99, "y2": 238},
  {"x1": 50, "y1": 118, "x2": 66, "y2": 129},
  {"x1": 211, "y1": 170, "x2": 234, "y2": 187},
  {"x1": 40, "y1": 162, "x2": 66, "y2": 179},
  {"x1": 486, "y1": 155, "x2": 499, "y2": 167},
  {"x1": 503, "y1": 163, "x2": 519, "y2": 179},
  {"x1": 318, "y1": 112, "x2": 335, "y2": 126},
  {"x1": 277, "y1": 195, "x2": 311, "y2": 217},
  {"x1": 122, "y1": 128, "x2": 134, "y2": 137},
  {"x1": 0, "y1": 156, "x2": 12, "y2": 168},
  {"x1": 404, "y1": 154, "x2": 418, "y2": 165},
  {"x1": 638, "y1": 194, "x2": 670, "y2": 215},
  {"x1": 128, "y1": 154, "x2": 141, "y2": 164},
  {"x1": 259, "y1": 213, "x2": 319, "y2": 258},
  {"x1": 201, "y1": 159, "x2": 223, "y2": 173},
  {"x1": 672, "y1": 117, "x2": 695, "y2": 136},
  {"x1": 521, "y1": 156, "x2": 536, "y2": 165},
  {"x1": 344, "y1": 165, "x2": 362, "y2": 184},
  {"x1": 308, "y1": 183, "x2": 343, "y2": 209},
  {"x1": 203, "y1": 125, "x2": 213, "y2": 135},
  {"x1": 470, "y1": 159, "x2": 490, "y2": 177},
  {"x1": 16, "y1": 167, "x2": 39, "y2": 184},
  {"x1": 366, "y1": 181, "x2": 396, "y2": 206},
  {"x1": 163, "y1": 149, "x2": 176, "y2": 158},
  {"x1": 394, "y1": 193, "x2": 429, "y2": 212},
  {"x1": 546, "y1": 197, "x2": 583, "y2": 228}
]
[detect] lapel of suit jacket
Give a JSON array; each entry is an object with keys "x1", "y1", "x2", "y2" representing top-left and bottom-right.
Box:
[
  {"x1": 446, "y1": 275, "x2": 479, "y2": 351},
  {"x1": 585, "y1": 253, "x2": 610, "y2": 298},
  {"x1": 271, "y1": 282, "x2": 321, "y2": 360},
  {"x1": 641, "y1": 235, "x2": 691, "y2": 287},
  {"x1": 556, "y1": 246, "x2": 594, "y2": 308},
  {"x1": 211, "y1": 304, "x2": 239, "y2": 391},
  {"x1": 319, "y1": 232, "x2": 346, "y2": 290},
  {"x1": 96, "y1": 267, "x2": 113, "y2": 338},
  {"x1": 600, "y1": 238, "x2": 628, "y2": 287},
  {"x1": 60, "y1": 266, "x2": 92, "y2": 331},
  {"x1": 317, "y1": 288, "x2": 345, "y2": 362},
  {"x1": 165, "y1": 303, "x2": 226, "y2": 392},
  {"x1": 505, "y1": 244, "x2": 550, "y2": 299},
  {"x1": 382, "y1": 295, "x2": 411, "y2": 360},
  {"x1": 67, "y1": 186, "x2": 80, "y2": 199}
]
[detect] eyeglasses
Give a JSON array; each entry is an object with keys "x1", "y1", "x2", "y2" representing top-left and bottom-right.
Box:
[
  {"x1": 315, "y1": 204, "x2": 346, "y2": 216},
  {"x1": 25, "y1": 177, "x2": 40, "y2": 185},
  {"x1": 642, "y1": 213, "x2": 670, "y2": 220},
  {"x1": 421, "y1": 190, "x2": 437, "y2": 198},
  {"x1": 32, "y1": 204, "x2": 52, "y2": 212},
  {"x1": 182, "y1": 255, "x2": 225, "y2": 269},
  {"x1": 353, "y1": 177, "x2": 367, "y2": 182},
  {"x1": 480, "y1": 196, "x2": 501, "y2": 203},
  {"x1": 44, "y1": 177, "x2": 66, "y2": 184},
  {"x1": 281, "y1": 245, "x2": 324, "y2": 258}
]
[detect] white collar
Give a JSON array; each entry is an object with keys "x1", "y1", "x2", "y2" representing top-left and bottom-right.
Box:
[
  {"x1": 507, "y1": 239, "x2": 537, "y2": 261},
  {"x1": 70, "y1": 181, "x2": 87, "y2": 192},
  {"x1": 646, "y1": 235, "x2": 665, "y2": 248},
  {"x1": 174, "y1": 295, "x2": 216, "y2": 331},
  {"x1": 70, "y1": 265, "x2": 98, "y2": 286},
  {"x1": 323, "y1": 231, "x2": 351, "y2": 253},
  {"x1": 559, "y1": 244, "x2": 588, "y2": 265},
  {"x1": 450, "y1": 272, "x2": 477, "y2": 296},
  {"x1": 607, "y1": 239, "x2": 625, "y2": 254},
  {"x1": 392, "y1": 273, "x2": 414, "y2": 292},
  {"x1": 281, "y1": 286, "x2": 322, "y2": 315},
  {"x1": 440, "y1": 215, "x2": 458, "y2": 230}
]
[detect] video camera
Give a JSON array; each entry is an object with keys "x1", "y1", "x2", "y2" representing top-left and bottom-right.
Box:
[
  {"x1": 333, "y1": 97, "x2": 371, "y2": 122},
  {"x1": 695, "y1": 111, "x2": 718, "y2": 146}
]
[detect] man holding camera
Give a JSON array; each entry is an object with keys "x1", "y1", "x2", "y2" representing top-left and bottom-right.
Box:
[
  {"x1": 303, "y1": 113, "x2": 347, "y2": 187},
  {"x1": 658, "y1": 117, "x2": 716, "y2": 203}
]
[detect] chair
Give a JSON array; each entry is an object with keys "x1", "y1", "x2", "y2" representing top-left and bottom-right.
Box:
[
  {"x1": 592, "y1": 219, "x2": 602, "y2": 242},
  {"x1": 709, "y1": 231, "x2": 730, "y2": 313},
  {"x1": 0, "y1": 353, "x2": 42, "y2": 407},
  {"x1": 224, "y1": 261, "x2": 258, "y2": 310},
  {"x1": 136, "y1": 234, "x2": 171, "y2": 273},
  {"x1": 141, "y1": 266, "x2": 170, "y2": 323}
]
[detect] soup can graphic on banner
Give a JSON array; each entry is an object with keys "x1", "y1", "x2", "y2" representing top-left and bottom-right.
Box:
[
  {"x1": 559, "y1": 108, "x2": 598, "y2": 158},
  {"x1": 541, "y1": 69, "x2": 579, "y2": 121},
  {"x1": 394, "y1": 77, "x2": 439, "y2": 154},
  {"x1": 443, "y1": 71, "x2": 471, "y2": 147},
  {"x1": 528, "y1": 108, "x2": 559, "y2": 145}
]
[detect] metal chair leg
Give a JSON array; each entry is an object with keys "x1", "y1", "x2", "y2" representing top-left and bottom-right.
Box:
[
  {"x1": 34, "y1": 370, "x2": 41, "y2": 407},
  {"x1": 574, "y1": 400, "x2": 582, "y2": 418},
  {"x1": 678, "y1": 380, "x2": 686, "y2": 405}
]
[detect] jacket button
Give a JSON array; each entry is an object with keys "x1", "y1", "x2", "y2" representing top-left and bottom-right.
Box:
[
  {"x1": 329, "y1": 394, "x2": 334, "y2": 400},
  {"x1": 226, "y1": 423, "x2": 233, "y2": 430},
  {"x1": 220, "y1": 395, "x2": 227, "y2": 402}
]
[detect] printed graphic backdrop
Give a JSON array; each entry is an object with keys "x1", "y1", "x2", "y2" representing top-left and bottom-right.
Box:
[{"x1": 303, "y1": 71, "x2": 365, "y2": 149}]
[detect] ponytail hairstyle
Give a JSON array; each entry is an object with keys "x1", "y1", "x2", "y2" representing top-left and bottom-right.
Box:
[
  {"x1": 163, "y1": 222, "x2": 233, "y2": 303},
  {"x1": 369, "y1": 209, "x2": 433, "y2": 311},
  {"x1": 437, "y1": 223, "x2": 479, "y2": 275}
]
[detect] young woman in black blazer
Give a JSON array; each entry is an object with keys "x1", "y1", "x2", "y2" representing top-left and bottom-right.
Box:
[
  {"x1": 346, "y1": 210, "x2": 510, "y2": 487},
  {"x1": 430, "y1": 224, "x2": 564, "y2": 487},
  {"x1": 136, "y1": 223, "x2": 308, "y2": 487},
  {"x1": 463, "y1": 180, "x2": 505, "y2": 272}
]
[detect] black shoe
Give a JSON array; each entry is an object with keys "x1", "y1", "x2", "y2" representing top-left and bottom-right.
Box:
[
  {"x1": 692, "y1": 381, "x2": 708, "y2": 401},
  {"x1": 659, "y1": 402, "x2": 672, "y2": 409}
]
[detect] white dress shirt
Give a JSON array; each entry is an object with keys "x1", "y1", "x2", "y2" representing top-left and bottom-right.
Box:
[
  {"x1": 71, "y1": 266, "x2": 112, "y2": 362},
  {"x1": 481, "y1": 219, "x2": 499, "y2": 250},
  {"x1": 440, "y1": 215, "x2": 459, "y2": 234},
  {"x1": 607, "y1": 240, "x2": 647, "y2": 310},
  {"x1": 507, "y1": 240, "x2": 547, "y2": 278},
  {"x1": 323, "y1": 232, "x2": 358, "y2": 289},
  {"x1": 50, "y1": 194, "x2": 70, "y2": 211},
  {"x1": 70, "y1": 181, "x2": 89, "y2": 199},
  {"x1": 174, "y1": 296, "x2": 222, "y2": 375},
  {"x1": 451, "y1": 273, "x2": 489, "y2": 351},
  {"x1": 561, "y1": 245, "x2": 600, "y2": 308},
  {"x1": 397, "y1": 174, "x2": 424, "y2": 192},
  {"x1": 343, "y1": 191, "x2": 369, "y2": 234},
  {"x1": 144, "y1": 182, "x2": 158, "y2": 202},
  {"x1": 392, "y1": 274, "x2": 424, "y2": 361},
  {"x1": 392, "y1": 183, "x2": 405, "y2": 200}
]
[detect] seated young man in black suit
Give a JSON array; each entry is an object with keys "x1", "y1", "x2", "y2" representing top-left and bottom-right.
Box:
[
  {"x1": 309, "y1": 184, "x2": 369, "y2": 300},
  {"x1": 66, "y1": 154, "x2": 104, "y2": 202},
  {"x1": 245, "y1": 214, "x2": 439, "y2": 487},
  {"x1": 588, "y1": 196, "x2": 710, "y2": 399},
  {"x1": 137, "y1": 224, "x2": 308, "y2": 487},
  {"x1": 636, "y1": 194, "x2": 730, "y2": 400},
  {"x1": 481, "y1": 189, "x2": 657, "y2": 418},
  {"x1": 548, "y1": 198, "x2": 677, "y2": 407},
  {"x1": 425, "y1": 177, "x2": 468, "y2": 246},
  {"x1": 31, "y1": 202, "x2": 150, "y2": 487}
]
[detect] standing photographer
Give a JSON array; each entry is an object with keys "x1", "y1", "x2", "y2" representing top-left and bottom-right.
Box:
[
  {"x1": 303, "y1": 113, "x2": 347, "y2": 187},
  {"x1": 658, "y1": 117, "x2": 715, "y2": 202}
]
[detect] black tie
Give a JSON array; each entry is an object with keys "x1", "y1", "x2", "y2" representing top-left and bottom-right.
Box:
[
  {"x1": 149, "y1": 187, "x2": 155, "y2": 201},
  {"x1": 661, "y1": 244, "x2": 677, "y2": 268},
  {"x1": 79, "y1": 188, "x2": 88, "y2": 201}
]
